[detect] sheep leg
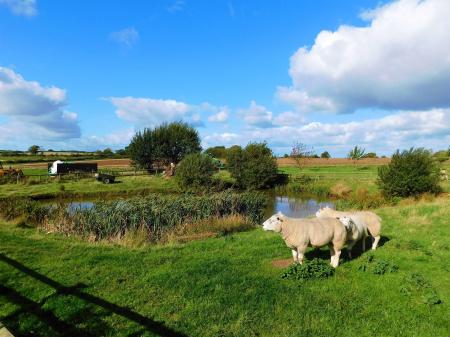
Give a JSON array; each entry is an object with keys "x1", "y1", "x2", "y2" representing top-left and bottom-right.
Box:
[
  {"x1": 329, "y1": 244, "x2": 336, "y2": 267},
  {"x1": 292, "y1": 248, "x2": 299, "y2": 262},
  {"x1": 347, "y1": 241, "x2": 355, "y2": 259},
  {"x1": 372, "y1": 235, "x2": 381, "y2": 250},
  {"x1": 362, "y1": 236, "x2": 366, "y2": 252},
  {"x1": 331, "y1": 249, "x2": 341, "y2": 268}
]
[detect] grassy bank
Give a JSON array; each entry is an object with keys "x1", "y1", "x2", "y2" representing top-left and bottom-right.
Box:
[
  {"x1": 0, "y1": 175, "x2": 177, "y2": 199},
  {"x1": 1, "y1": 198, "x2": 449, "y2": 336}
]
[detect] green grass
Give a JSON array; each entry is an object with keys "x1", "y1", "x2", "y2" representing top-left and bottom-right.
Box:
[
  {"x1": 1, "y1": 198, "x2": 449, "y2": 336},
  {"x1": 280, "y1": 164, "x2": 450, "y2": 194},
  {"x1": 0, "y1": 175, "x2": 177, "y2": 199}
]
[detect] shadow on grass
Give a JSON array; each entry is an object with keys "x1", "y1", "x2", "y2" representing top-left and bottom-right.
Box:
[
  {"x1": 0, "y1": 253, "x2": 187, "y2": 337},
  {"x1": 304, "y1": 236, "x2": 390, "y2": 262}
]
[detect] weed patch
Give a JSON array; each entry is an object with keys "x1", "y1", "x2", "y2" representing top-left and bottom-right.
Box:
[
  {"x1": 400, "y1": 273, "x2": 442, "y2": 305},
  {"x1": 357, "y1": 254, "x2": 398, "y2": 275},
  {"x1": 282, "y1": 259, "x2": 335, "y2": 281}
]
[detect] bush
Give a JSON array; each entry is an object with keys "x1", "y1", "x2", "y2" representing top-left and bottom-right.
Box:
[
  {"x1": 226, "y1": 142, "x2": 278, "y2": 190},
  {"x1": 320, "y1": 151, "x2": 331, "y2": 159},
  {"x1": 282, "y1": 259, "x2": 335, "y2": 281},
  {"x1": 377, "y1": 148, "x2": 441, "y2": 198},
  {"x1": 175, "y1": 153, "x2": 216, "y2": 191}
]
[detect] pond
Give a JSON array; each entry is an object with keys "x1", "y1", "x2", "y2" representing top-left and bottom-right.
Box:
[
  {"x1": 61, "y1": 194, "x2": 335, "y2": 220},
  {"x1": 265, "y1": 195, "x2": 335, "y2": 219}
]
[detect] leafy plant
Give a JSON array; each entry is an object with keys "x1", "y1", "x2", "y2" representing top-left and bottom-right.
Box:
[
  {"x1": 227, "y1": 142, "x2": 278, "y2": 190},
  {"x1": 400, "y1": 273, "x2": 442, "y2": 305},
  {"x1": 282, "y1": 259, "x2": 335, "y2": 281},
  {"x1": 175, "y1": 153, "x2": 216, "y2": 191},
  {"x1": 357, "y1": 254, "x2": 398, "y2": 274},
  {"x1": 377, "y1": 148, "x2": 441, "y2": 198},
  {"x1": 347, "y1": 146, "x2": 366, "y2": 161},
  {"x1": 127, "y1": 122, "x2": 201, "y2": 170}
]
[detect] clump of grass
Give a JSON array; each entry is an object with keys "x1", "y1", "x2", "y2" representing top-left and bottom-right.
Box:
[
  {"x1": 357, "y1": 254, "x2": 398, "y2": 275},
  {"x1": 330, "y1": 182, "x2": 352, "y2": 198},
  {"x1": 282, "y1": 259, "x2": 335, "y2": 281},
  {"x1": 400, "y1": 273, "x2": 442, "y2": 305},
  {"x1": 335, "y1": 188, "x2": 387, "y2": 210}
]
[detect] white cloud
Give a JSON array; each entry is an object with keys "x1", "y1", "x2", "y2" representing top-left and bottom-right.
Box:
[
  {"x1": 106, "y1": 96, "x2": 229, "y2": 128},
  {"x1": 0, "y1": 67, "x2": 81, "y2": 142},
  {"x1": 208, "y1": 107, "x2": 229, "y2": 122},
  {"x1": 167, "y1": 0, "x2": 185, "y2": 13},
  {"x1": 239, "y1": 100, "x2": 273, "y2": 128},
  {"x1": 278, "y1": 0, "x2": 450, "y2": 114},
  {"x1": 203, "y1": 109, "x2": 450, "y2": 156},
  {"x1": 110, "y1": 27, "x2": 139, "y2": 48},
  {"x1": 0, "y1": 0, "x2": 37, "y2": 16}
]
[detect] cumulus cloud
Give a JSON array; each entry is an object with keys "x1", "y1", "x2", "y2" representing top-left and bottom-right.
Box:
[
  {"x1": 204, "y1": 109, "x2": 450, "y2": 155},
  {"x1": 0, "y1": 0, "x2": 37, "y2": 16},
  {"x1": 0, "y1": 67, "x2": 81, "y2": 142},
  {"x1": 278, "y1": 0, "x2": 450, "y2": 114},
  {"x1": 239, "y1": 100, "x2": 273, "y2": 128},
  {"x1": 110, "y1": 27, "x2": 139, "y2": 48},
  {"x1": 106, "y1": 96, "x2": 228, "y2": 128},
  {"x1": 208, "y1": 107, "x2": 229, "y2": 123}
]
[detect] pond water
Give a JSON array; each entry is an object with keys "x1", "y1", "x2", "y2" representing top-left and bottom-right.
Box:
[
  {"x1": 265, "y1": 195, "x2": 335, "y2": 219},
  {"x1": 60, "y1": 194, "x2": 335, "y2": 220}
]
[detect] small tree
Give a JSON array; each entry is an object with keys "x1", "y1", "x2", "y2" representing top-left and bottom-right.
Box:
[
  {"x1": 365, "y1": 152, "x2": 377, "y2": 158},
  {"x1": 175, "y1": 153, "x2": 216, "y2": 191},
  {"x1": 227, "y1": 142, "x2": 278, "y2": 189},
  {"x1": 204, "y1": 146, "x2": 227, "y2": 159},
  {"x1": 290, "y1": 142, "x2": 314, "y2": 168},
  {"x1": 28, "y1": 145, "x2": 40, "y2": 155},
  {"x1": 347, "y1": 146, "x2": 366, "y2": 162},
  {"x1": 152, "y1": 122, "x2": 201, "y2": 165},
  {"x1": 320, "y1": 151, "x2": 331, "y2": 159},
  {"x1": 103, "y1": 148, "x2": 114, "y2": 156},
  {"x1": 377, "y1": 148, "x2": 441, "y2": 198},
  {"x1": 127, "y1": 129, "x2": 154, "y2": 169},
  {"x1": 127, "y1": 122, "x2": 201, "y2": 170}
]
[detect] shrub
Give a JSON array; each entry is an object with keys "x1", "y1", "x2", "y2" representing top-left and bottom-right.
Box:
[
  {"x1": 377, "y1": 148, "x2": 441, "y2": 198},
  {"x1": 400, "y1": 273, "x2": 442, "y2": 305},
  {"x1": 357, "y1": 254, "x2": 398, "y2": 274},
  {"x1": 282, "y1": 259, "x2": 335, "y2": 281},
  {"x1": 227, "y1": 142, "x2": 278, "y2": 190},
  {"x1": 175, "y1": 153, "x2": 216, "y2": 191}
]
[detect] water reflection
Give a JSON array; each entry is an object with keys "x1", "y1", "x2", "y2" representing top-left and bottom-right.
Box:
[{"x1": 266, "y1": 195, "x2": 334, "y2": 219}]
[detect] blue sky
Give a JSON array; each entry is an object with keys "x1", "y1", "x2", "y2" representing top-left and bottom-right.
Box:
[{"x1": 1, "y1": 0, "x2": 449, "y2": 156}]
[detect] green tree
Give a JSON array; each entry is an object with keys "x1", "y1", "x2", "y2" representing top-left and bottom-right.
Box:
[
  {"x1": 227, "y1": 142, "x2": 278, "y2": 189},
  {"x1": 28, "y1": 145, "x2": 40, "y2": 155},
  {"x1": 365, "y1": 152, "x2": 378, "y2": 158},
  {"x1": 175, "y1": 153, "x2": 216, "y2": 191},
  {"x1": 127, "y1": 122, "x2": 201, "y2": 169},
  {"x1": 347, "y1": 146, "x2": 366, "y2": 161},
  {"x1": 320, "y1": 151, "x2": 331, "y2": 159},
  {"x1": 103, "y1": 148, "x2": 114, "y2": 156},
  {"x1": 204, "y1": 146, "x2": 227, "y2": 159},
  {"x1": 127, "y1": 129, "x2": 154, "y2": 169},
  {"x1": 152, "y1": 122, "x2": 201, "y2": 165},
  {"x1": 377, "y1": 148, "x2": 441, "y2": 198}
]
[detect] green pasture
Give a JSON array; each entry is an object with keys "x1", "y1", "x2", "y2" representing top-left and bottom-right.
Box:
[{"x1": 1, "y1": 198, "x2": 449, "y2": 336}]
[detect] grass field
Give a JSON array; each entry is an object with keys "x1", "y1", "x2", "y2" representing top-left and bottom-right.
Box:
[
  {"x1": 1, "y1": 198, "x2": 449, "y2": 336},
  {"x1": 0, "y1": 175, "x2": 177, "y2": 199}
]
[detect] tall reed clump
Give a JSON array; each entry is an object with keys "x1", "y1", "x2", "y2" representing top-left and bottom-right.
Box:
[{"x1": 48, "y1": 191, "x2": 267, "y2": 242}]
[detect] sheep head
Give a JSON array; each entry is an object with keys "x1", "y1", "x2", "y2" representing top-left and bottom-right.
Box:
[
  {"x1": 337, "y1": 216, "x2": 355, "y2": 232},
  {"x1": 262, "y1": 212, "x2": 284, "y2": 232}
]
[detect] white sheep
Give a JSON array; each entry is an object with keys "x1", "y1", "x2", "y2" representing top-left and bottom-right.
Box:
[
  {"x1": 316, "y1": 206, "x2": 382, "y2": 252},
  {"x1": 262, "y1": 212, "x2": 349, "y2": 268}
]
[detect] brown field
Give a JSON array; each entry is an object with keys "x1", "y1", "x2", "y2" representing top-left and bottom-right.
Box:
[{"x1": 276, "y1": 157, "x2": 391, "y2": 167}]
